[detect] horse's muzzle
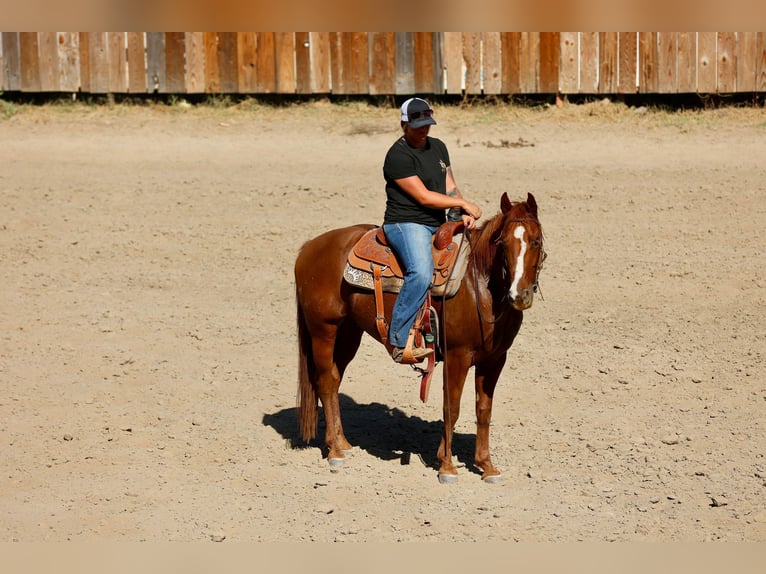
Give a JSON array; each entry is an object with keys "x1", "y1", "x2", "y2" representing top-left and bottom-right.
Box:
[{"x1": 512, "y1": 288, "x2": 534, "y2": 310}]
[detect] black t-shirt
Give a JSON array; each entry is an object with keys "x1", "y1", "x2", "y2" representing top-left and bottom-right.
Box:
[{"x1": 383, "y1": 136, "x2": 451, "y2": 226}]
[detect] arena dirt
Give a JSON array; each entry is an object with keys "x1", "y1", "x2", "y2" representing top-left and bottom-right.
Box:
[{"x1": 1, "y1": 99, "x2": 765, "y2": 541}]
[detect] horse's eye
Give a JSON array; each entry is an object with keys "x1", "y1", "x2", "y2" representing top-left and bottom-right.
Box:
[{"x1": 531, "y1": 240, "x2": 540, "y2": 249}]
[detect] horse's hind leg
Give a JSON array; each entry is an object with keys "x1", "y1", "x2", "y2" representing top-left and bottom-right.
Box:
[{"x1": 312, "y1": 320, "x2": 363, "y2": 465}]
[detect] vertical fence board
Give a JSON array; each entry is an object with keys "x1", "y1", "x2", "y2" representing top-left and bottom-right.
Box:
[
  {"x1": 697, "y1": 32, "x2": 717, "y2": 92},
  {"x1": 331, "y1": 32, "x2": 367, "y2": 94},
  {"x1": 295, "y1": 32, "x2": 311, "y2": 94},
  {"x1": 310, "y1": 32, "x2": 331, "y2": 93},
  {"x1": 559, "y1": 32, "x2": 578, "y2": 93},
  {"x1": 639, "y1": 32, "x2": 658, "y2": 93},
  {"x1": 369, "y1": 32, "x2": 395, "y2": 95},
  {"x1": 88, "y1": 32, "x2": 110, "y2": 93},
  {"x1": 599, "y1": 32, "x2": 618, "y2": 93},
  {"x1": 237, "y1": 33, "x2": 257, "y2": 93},
  {"x1": 677, "y1": 32, "x2": 696, "y2": 93},
  {"x1": 395, "y1": 32, "x2": 415, "y2": 95},
  {"x1": 78, "y1": 33, "x2": 90, "y2": 93},
  {"x1": 413, "y1": 32, "x2": 434, "y2": 94},
  {"x1": 482, "y1": 32, "x2": 502, "y2": 94},
  {"x1": 432, "y1": 33, "x2": 444, "y2": 94},
  {"x1": 579, "y1": 32, "x2": 598, "y2": 93},
  {"x1": 20, "y1": 32, "x2": 41, "y2": 92},
  {"x1": 443, "y1": 32, "x2": 463, "y2": 94},
  {"x1": 204, "y1": 33, "x2": 220, "y2": 93},
  {"x1": 146, "y1": 32, "x2": 166, "y2": 93},
  {"x1": 717, "y1": 32, "x2": 737, "y2": 92},
  {"x1": 518, "y1": 32, "x2": 539, "y2": 93},
  {"x1": 275, "y1": 32, "x2": 296, "y2": 94},
  {"x1": 501, "y1": 32, "x2": 520, "y2": 94},
  {"x1": 127, "y1": 33, "x2": 146, "y2": 93},
  {"x1": 2, "y1": 33, "x2": 21, "y2": 91},
  {"x1": 539, "y1": 32, "x2": 559, "y2": 93},
  {"x1": 736, "y1": 32, "x2": 757, "y2": 92},
  {"x1": 256, "y1": 32, "x2": 276, "y2": 93},
  {"x1": 757, "y1": 32, "x2": 766, "y2": 92},
  {"x1": 657, "y1": 32, "x2": 678, "y2": 93},
  {"x1": 217, "y1": 33, "x2": 239, "y2": 93},
  {"x1": 57, "y1": 32, "x2": 80, "y2": 92},
  {"x1": 164, "y1": 32, "x2": 185, "y2": 93},
  {"x1": 329, "y1": 33, "x2": 343, "y2": 93},
  {"x1": 184, "y1": 32, "x2": 204, "y2": 93},
  {"x1": 107, "y1": 32, "x2": 127, "y2": 93},
  {"x1": 39, "y1": 32, "x2": 59, "y2": 91},
  {"x1": 618, "y1": 32, "x2": 637, "y2": 93},
  {"x1": 463, "y1": 33, "x2": 482, "y2": 94}
]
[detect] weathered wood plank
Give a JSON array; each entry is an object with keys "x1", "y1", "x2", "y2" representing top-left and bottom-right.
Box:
[
  {"x1": 443, "y1": 32, "x2": 463, "y2": 94},
  {"x1": 539, "y1": 32, "x2": 559, "y2": 93},
  {"x1": 369, "y1": 32, "x2": 394, "y2": 95},
  {"x1": 599, "y1": 32, "x2": 618, "y2": 93},
  {"x1": 717, "y1": 32, "x2": 737, "y2": 92},
  {"x1": 310, "y1": 32, "x2": 331, "y2": 94},
  {"x1": 236, "y1": 33, "x2": 256, "y2": 93},
  {"x1": 146, "y1": 32, "x2": 166, "y2": 93},
  {"x1": 413, "y1": 32, "x2": 434, "y2": 94},
  {"x1": 757, "y1": 32, "x2": 766, "y2": 92},
  {"x1": 126, "y1": 33, "x2": 146, "y2": 93},
  {"x1": 697, "y1": 32, "x2": 717, "y2": 93},
  {"x1": 677, "y1": 32, "x2": 696, "y2": 93},
  {"x1": 78, "y1": 32, "x2": 90, "y2": 93},
  {"x1": 20, "y1": 32, "x2": 41, "y2": 92},
  {"x1": 217, "y1": 33, "x2": 239, "y2": 93},
  {"x1": 736, "y1": 32, "x2": 757, "y2": 92},
  {"x1": 657, "y1": 32, "x2": 678, "y2": 93},
  {"x1": 395, "y1": 32, "x2": 415, "y2": 95},
  {"x1": 2, "y1": 33, "x2": 22, "y2": 91},
  {"x1": 559, "y1": 32, "x2": 578, "y2": 93},
  {"x1": 88, "y1": 32, "x2": 110, "y2": 94},
  {"x1": 164, "y1": 32, "x2": 185, "y2": 93},
  {"x1": 275, "y1": 32, "x2": 296, "y2": 94},
  {"x1": 432, "y1": 32, "x2": 444, "y2": 94},
  {"x1": 579, "y1": 32, "x2": 598, "y2": 93},
  {"x1": 518, "y1": 32, "x2": 539, "y2": 93},
  {"x1": 184, "y1": 32, "x2": 205, "y2": 93},
  {"x1": 38, "y1": 32, "x2": 59, "y2": 91},
  {"x1": 256, "y1": 32, "x2": 277, "y2": 94},
  {"x1": 639, "y1": 32, "x2": 658, "y2": 93},
  {"x1": 108, "y1": 32, "x2": 127, "y2": 93},
  {"x1": 618, "y1": 32, "x2": 638, "y2": 93},
  {"x1": 57, "y1": 32, "x2": 80, "y2": 92},
  {"x1": 463, "y1": 33, "x2": 482, "y2": 95},
  {"x1": 483, "y1": 32, "x2": 502, "y2": 94},
  {"x1": 501, "y1": 32, "x2": 521, "y2": 94},
  {"x1": 203, "y1": 33, "x2": 220, "y2": 92},
  {"x1": 295, "y1": 32, "x2": 311, "y2": 94}
]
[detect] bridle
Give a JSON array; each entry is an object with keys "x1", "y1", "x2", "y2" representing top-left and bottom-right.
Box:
[{"x1": 468, "y1": 216, "x2": 546, "y2": 330}]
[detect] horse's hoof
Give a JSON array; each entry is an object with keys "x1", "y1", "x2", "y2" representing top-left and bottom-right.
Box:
[
  {"x1": 482, "y1": 474, "x2": 503, "y2": 484},
  {"x1": 328, "y1": 457, "x2": 345, "y2": 469},
  {"x1": 437, "y1": 473, "x2": 458, "y2": 484}
]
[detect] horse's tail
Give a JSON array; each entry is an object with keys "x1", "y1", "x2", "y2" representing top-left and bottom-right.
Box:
[{"x1": 296, "y1": 291, "x2": 318, "y2": 442}]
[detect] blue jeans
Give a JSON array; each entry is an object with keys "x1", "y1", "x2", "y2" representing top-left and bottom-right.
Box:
[{"x1": 382, "y1": 222, "x2": 438, "y2": 348}]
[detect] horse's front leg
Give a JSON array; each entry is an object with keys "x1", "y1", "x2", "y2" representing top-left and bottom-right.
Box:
[
  {"x1": 474, "y1": 354, "x2": 507, "y2": 482},
  {"x1": 436, "y1": 353, "x2": 471, "y2": 483}
]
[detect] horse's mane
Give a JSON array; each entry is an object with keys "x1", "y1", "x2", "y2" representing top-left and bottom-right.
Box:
[
  {"x1": 468, "y1": 200, "x2": 537, "y2": 277},
  {"x1": 468, "y1": 212, "x2": 505, "y2": 277}
]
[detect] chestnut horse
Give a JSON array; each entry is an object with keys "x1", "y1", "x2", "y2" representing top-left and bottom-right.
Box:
[{"x1": 294, "y1": 192, "x2": 545, "y2": 483}]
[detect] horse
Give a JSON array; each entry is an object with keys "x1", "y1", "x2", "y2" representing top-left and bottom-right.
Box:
[{"x1": 294, "y1": 192, "x2": 545, "y2": 483}]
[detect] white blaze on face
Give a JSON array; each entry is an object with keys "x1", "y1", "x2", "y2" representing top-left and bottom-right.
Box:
[{"x1": 509, "y1": 225, "x2": 527, "y2": 299}]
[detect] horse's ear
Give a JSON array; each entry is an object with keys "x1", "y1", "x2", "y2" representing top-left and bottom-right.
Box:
[
  {"x1": 526, "y1": 192, "x2": 538, "y2": 217},
  {"x1": 501, "y1": 192, "x2": 513, "y2": 213}
]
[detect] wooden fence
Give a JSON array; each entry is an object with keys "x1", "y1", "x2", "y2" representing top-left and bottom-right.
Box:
[{"x1": 2, "y1": 32, "x2": 766, "y2": 96}]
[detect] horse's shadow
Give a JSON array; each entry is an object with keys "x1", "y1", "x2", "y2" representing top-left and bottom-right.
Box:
[{"x1": 262, "y1": 393, "x2": 478, "y2": 475}]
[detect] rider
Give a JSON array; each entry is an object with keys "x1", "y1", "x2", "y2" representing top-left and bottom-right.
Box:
[{"x1": 382, "y1": 97, "x2": 483, "y2": 364}]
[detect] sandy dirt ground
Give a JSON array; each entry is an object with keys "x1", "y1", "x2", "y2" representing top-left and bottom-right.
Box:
[{"x1": 1, "y1": 98, "x2": 765, "y2": 542}]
